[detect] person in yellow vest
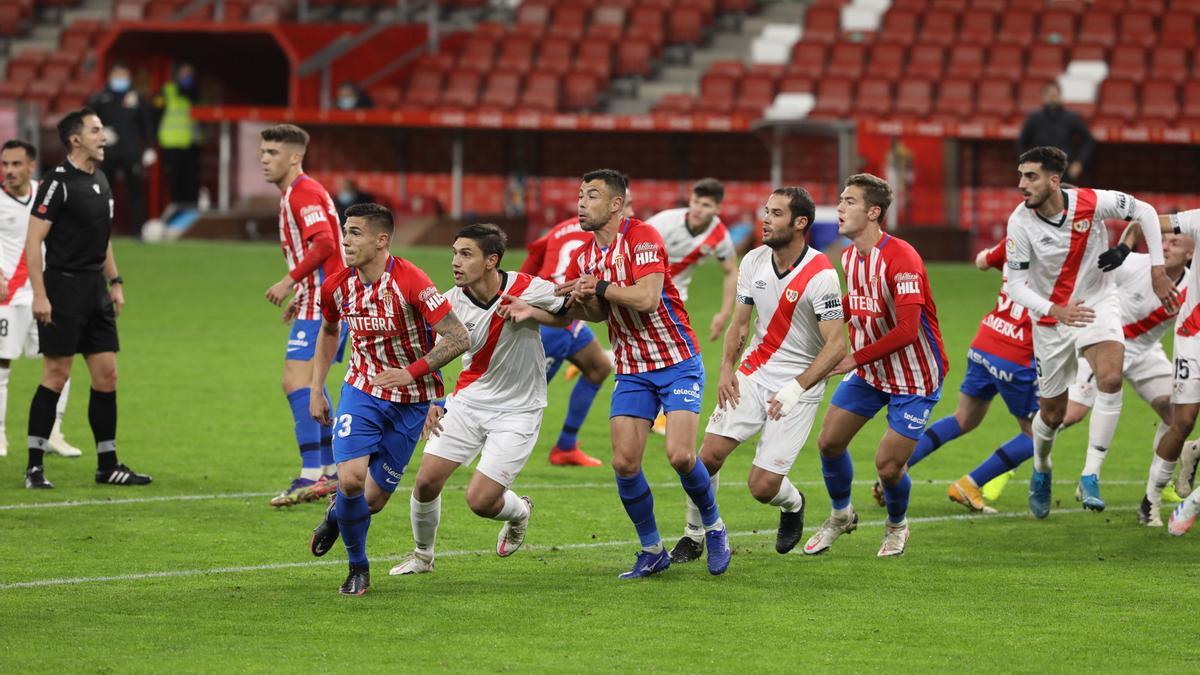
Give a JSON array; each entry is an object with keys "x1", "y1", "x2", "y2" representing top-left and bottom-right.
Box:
[{"x1": 153, "y1": 62, "x2": 200, "y2": 209}]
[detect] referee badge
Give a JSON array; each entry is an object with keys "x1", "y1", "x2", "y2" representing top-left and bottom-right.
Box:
[
  {"x1": 93, "y1": 184, "x2": 100, "y2": 194},
  {"x1": 785, "y1": 289, "x2": 799, "y2": 303}
]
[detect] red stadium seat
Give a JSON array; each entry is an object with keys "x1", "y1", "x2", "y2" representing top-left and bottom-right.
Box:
[
  {"x1": 563, "y1": 71, "x2": 600, "y2": 110},
  {"x1": 615, "y1": 39, "x2": 654, "y2": 78},
  {"x1": 809, "y1": 79, "x2": 853, "y2": 118},
  {"x1": 1140, "y1": 80, "x2": 1180, "y2": 123},
  {"x1": 1160, "y1": 11, "x2": 1198, "y2": 47},
  {"x1": 1077, "y1": 11, "x2": 1117, "y2": 48},
  {"x1": 668, "y1": 8, "x2": 705, "y2": 45},
  {"x1": 628, "y1": 8, "x2": 665, "y2": 50},
  {"x1": 516, "y1": 3, "x2": 550, "y2": 27},
  {"x1": 0, "y1": 80, "x2": 28, "y2": 101},
  {"x1": 575, "y1": 40, "x2": 614, "y2": 82},
  {"x1": 1038, "y1": 10, "x2": 1076, "y2": 45},
  {"x1": 457, "y1": 39, "x2": 496, "y2": 73},
  {"x1": 946, "y1": 44, "x2": 985, "y2": 80},
  {"x1": 736, "y1": 72, "x2": 777, "y2": 115},
  {"x1": 894, "y1": 79, "x2": 934, "y2": 118},
  {"x1": 1149, "y1": 46, "x2": 1190, "y2": 84},
  {"x1": 958, "y1": 9, "x2": 996, "y2": 43},
  {"x1": 697, "y1": 73, "x2": 735, "y2": 114},
  {"x1": 866, "y1": 43, "x2": 905, "y2": 81},
  {"x1": 802, "y1": 7, "x2": 840, "y2": 44},
  {"x1": 907, "y1": 45, "x2": 946, "y2": 80},
  {"x1": 480, "y1": 71, "x2": 522, "y2": 110},
  {"x1": 441, "y1": 70, "x2": 482, "y2": 108},
  {"x1": 404, "y1": 70, "x2": 443, "y2": 108},
  {"x1": 855, "y1": 78, "x2": 894, "y2": 117},
  {"x1": 996, "y1": 11, "x2": 1036, "y2": 47},
  {"x1": 1069, "y1": 44, "x2": 1106, "y2": 62},
  {"x1": 1016, "y1": 79, "x2": 1052, "y2": 118},
  {"x1": 778, "y1": 74, "x2": 815, "y2": 94},
  {"x1": 1094, "y1": 78, "x2": 1138, "y2": 123},
  {"x1": 970, "y1": 0, "x2": 1006, "y2": 10},
  {"x1": 825, "y1": 42, "x2": 866, "y2": 80},
  {"x1": 1179, "y1": 81, "x2": 1200, "y2": 129},
  {"x1": 551, "y1": 5, "x2": 587, "y2": 42},
  {"x1": 536, "y1": 38, "x2": 575, "y2": 76},
  {"x1": 1026, "y1": 45, "x2": 1065, "y2": 80},
  {"x1": 917, "y1": 10, "x2": 958, "y2": 47},
  {"x1": 933, "y1": 78, "x2": 974, "y2": 120},
  {"x1": 788, "y1": 42, "x2": 827, "y2": 79},
  {"x1": 877, "y1": 9, "x2": 918, "y2": 45},
  {"x1": 977, "y1": 78, "x2": 1015, "y2": 119},
  {"x1": 1117, "y1": 13, "x2": 1158, "y2": 49},
  {"x1": 495, "y1": 36, "x2": 536, "y2": 73},
  {"x1": 591, "y1": 6, "x2": 626, "y2": 27},
  {"x1": 708, "y1": 60, "x2": 746, "y2": 78},
  {"x1": 1108, "y1": 46, "x2": 1147, "y2": 81},
  {"x1": 520, "y1": 71, "x2": 561, "y2": 112},
  {"x1": 654, "y1": 93, "x2": 695, "y2": 114},
  {"x1": 41, "y1": 52, "x2": 80, "y2": 83}
]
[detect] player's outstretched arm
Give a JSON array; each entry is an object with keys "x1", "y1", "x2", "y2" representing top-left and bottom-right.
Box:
[
  {"x1": 498, "y1": 293, "x2": 570, "y2": 328},
  {"x1": 25, "y1": 215, "x2": 52, "y2": 324},
  {"x1": 770, "y1": 318, "x2": 847, "y2": 419},
  {"x1": 710, "y1": 256, "x2": 739, "y2": 341},
  {"x1": 597, "y1": 272, "x2": 664, "y2": 313},
  {"x1": 423, "y1": 312, "x2": 471, "y2": 371},
  {"x1": 309, "y1": 319, "x2": 340, "y2": 425}
]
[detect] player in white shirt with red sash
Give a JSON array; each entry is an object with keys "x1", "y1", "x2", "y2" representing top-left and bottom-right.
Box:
[{"x1": 1003, "y1": 146, "x2": 1176, "y2": 518}]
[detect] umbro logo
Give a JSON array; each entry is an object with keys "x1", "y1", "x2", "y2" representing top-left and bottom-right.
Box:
[
  {"x1": 754, "y1": 280, "x2": 767, "y2": 289},
  {"x1": 465, "y1": 321, "x2": 476, "y2": 330},
  {"x1": 1040, "y1": 236, "x2": 1055, "y2": 246}
]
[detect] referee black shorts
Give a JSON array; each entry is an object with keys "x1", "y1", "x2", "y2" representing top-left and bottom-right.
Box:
[{"x1": 39, "y1": 270, "x2": 120, "y2": 356}]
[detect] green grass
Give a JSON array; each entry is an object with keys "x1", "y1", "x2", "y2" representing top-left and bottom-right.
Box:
[{"x1": 0, "y1": 240, "x2": 1195, "y2": 673}]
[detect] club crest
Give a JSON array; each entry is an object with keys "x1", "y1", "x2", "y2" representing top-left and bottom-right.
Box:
[
  {"x1": 785, "y1": 289, "x2": 799, "y2": 303},
  {"x1": 1073, "y1": 218, "x2": 1091, "y2": 233}
]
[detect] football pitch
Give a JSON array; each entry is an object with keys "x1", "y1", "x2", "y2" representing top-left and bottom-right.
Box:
[{"x1": 0, "y1": 240, "x2": 1195, "y2": 672}]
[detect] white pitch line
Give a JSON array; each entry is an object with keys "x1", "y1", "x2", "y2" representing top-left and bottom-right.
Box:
[
  {"x1": 0, "y1": 506, "x2": 1138, "y2": 591},
  {"x1": 0, "y1": 479, "x2": 1156, "y2": 511}
]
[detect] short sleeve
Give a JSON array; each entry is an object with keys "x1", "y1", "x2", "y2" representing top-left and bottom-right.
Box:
[
  {"x1": 320, "y1": 276, "x2": 342, "y2": 323},
  {"x1": 984, "y1": 240, "x2": 1007, "y2": 269},
  {"x1": 809, "y1": 267, "x2": 844, "y2": 321},
  {"x1": 627, "y1": 224, "x2": 668, "y2": 281},
  {"x1": 33, "y1": 176, "x2": 66, "y2": 224},
  {"x1": 1005, "y1": 216, "x2": 1033, "y2": 271},
  {"x1": 1171, "y1": 210, "x2": 1200, "y2": 239},
  {"x1": 401, "y1": 263, "x2": 452, "y2": 326},
  {"x1": 521, "y1": 276, "x2": 566, "y2": 314},
  {"x1": 1094, "y1": 189, "x2": 1138, "y2": 222},
  {"x1": 735, "y1": 254, "x2": 754, "y2": 305},
  {"x1": 289, "y1": 190, "x2": 333, "y2": 242},
  {"x1": 887, "y1": 249, "x2": 928, "y2": 308},
  {"x1": 715, "y1": 227, "x2": 736, "y2": 261},
  {"x1": 519, "y1": 234, "x2": 548, "y2": 276}
]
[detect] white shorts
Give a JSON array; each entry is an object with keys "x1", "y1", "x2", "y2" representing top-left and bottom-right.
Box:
[
  {"x1": 423, "y1": 397, "x2": 543, "y2": 488},
  {"x1": 1172, "y1": 335, "x2": 1200, "y2": 405},
  {"x1": 1032, "y1": 292, "x2": 1123, "y2": 399},
  {"x1": 1069, "y1": 342, "x2": 1173, "y2": 407},
  {"x1": 704, "y1": 373, "x2": 820, "y2": 475},
  {"x1": 0, "y1": 304, "x2": 39, "y2": 360}
]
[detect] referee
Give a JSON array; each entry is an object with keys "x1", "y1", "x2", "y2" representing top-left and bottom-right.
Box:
[{"x1": 22, "y1": 108, "x2": 150, "y2": 488}]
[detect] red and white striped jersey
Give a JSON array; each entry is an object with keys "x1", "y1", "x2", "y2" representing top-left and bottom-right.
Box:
[
  {"x1": 0, "y1": 180, "x2": 34, "y2": 306},
  {"x1": 1005, "y1": 187, "x2": 1141, "y2": 325},
  {"x1": 519, "y1": 217, "x2": 593, "y2": 284},
  {"x1": 970, "y1": 239, "x2": 1034, "y2": 366},
  {"x1": 1169, "y1": 210, "x2": 1200, "y2": 338},
  {"x1": 445, "y1": 271, "x2": 565, "y2": 411},
  {"x1": 321, "y1": 256, "x2": 451, "y2": 403},
  {"x1": 646, "y1": 207, "x2": 735, "y2": 301},
  {"x1": 280, "y1": 174, "x2": 345, "y2": 321},
  {"x1": 1113, "y1": 252, "x2": 1187, "y2": 353},
  {"x1": 842, "y1": 234, "x2": 947, "y2": 396},
  {"x1": 736, "y1": 245, "x2": 843, "y2": 398},
  {"x1": 564, "y1": 217, "x2": 700, "y2": 375}
]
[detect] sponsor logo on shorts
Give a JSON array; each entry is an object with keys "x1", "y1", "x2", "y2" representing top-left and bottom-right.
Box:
[
  {"x1": 287, "y1": 330, "x2": 309, "y2": 352},
  {"x1": 380, "y1": 461, "x2": 403, "y2": 484},
  {"x1": 968, "y1": 349, "x2": 1017, "y2": 382},
  {"x1": 673, "y1": 382, "x2": 701, "y2": 404},
  {"x1": 902, "y1": 409, "x2": 929, "y2": 431}
]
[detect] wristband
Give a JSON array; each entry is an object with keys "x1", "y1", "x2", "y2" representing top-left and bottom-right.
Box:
[
  {"x1": 595, "y1": 280, "x2": 610, "y2": 299},
  {"x1": 405, "y1": 358, "x2": 431, "y2": 380},
  {"x1": 108, "y1": 275, "x2": 124, "y2": 286}
]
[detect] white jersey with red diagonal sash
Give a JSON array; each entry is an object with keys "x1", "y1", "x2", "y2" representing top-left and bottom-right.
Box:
[
  {"x1": 970, "y1": 239, "x2": 1034, "y2": 366},
  {"x1": 1114, "y1": 252, "x2": 1187, "y2": 353},
  {"x1": 842, "y1": 233, "x2": 948, "y2": 396},
  {"x1": 1005, "y1": 187, "x2": 1140, "y2": 325},
  {"x1": 321, "y1": 256, "x2": 451, "y2": 404},
  {"x1": 736, "y1": 244, "x2": 842, "y2": 399},
  {"x1": 0, "y1": 180, "x2": 34, "y2": 306},
  {"x1": 646, "y1": 207, "x2": 735, "y2": 301},
  {"x1": 444, "y1": 271, "x2": 565, "y2": 411},
  {"x1": 564, "y1": 217, "x2": 700, "y2": 375},
  {"x1": 280, "y1": 173, "x2": 344, "y2": 321},
  {"x1": 1170, "y1": 211, "x2": 1200, "y2": 339}
]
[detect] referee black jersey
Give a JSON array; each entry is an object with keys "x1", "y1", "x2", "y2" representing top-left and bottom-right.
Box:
[{"x1": 33, "y1": 159, "x2": 113, "y2": 273}]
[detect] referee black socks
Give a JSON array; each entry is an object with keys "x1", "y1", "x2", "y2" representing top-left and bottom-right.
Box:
[
  {"x1": 89, "y1": 389, "x2": 118, "y2": 472},
  {"x1": 27, "y1": 385, "x2": 61, "y2": 470}
]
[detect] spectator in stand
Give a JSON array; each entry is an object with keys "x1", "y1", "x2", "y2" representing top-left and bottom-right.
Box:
[
  {"x1": 88, "y1": 63, "x2": 155, "y2": 236},
  {"x1": 334, "y1": 178, "x2": 377, "y2": 223},
  {"x1": 153, "y1": 62, "x2": 200, "y2": 210},
  {"x1": 1018, "y1": 82, "x2": 1094, "y2": 182},
  {"x1": 335, "y1": 82, "x2": 374, "y2": 110}
]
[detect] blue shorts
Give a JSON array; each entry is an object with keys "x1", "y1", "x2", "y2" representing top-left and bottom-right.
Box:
[
  {"x1": 611, "y1": 354, "x2": 705, "y2": 421},
  {"x1": 541, "y1": 321, "x2": 596, "y2": 381},
  {"x1": 830, "y1": 373, "x2": 942, "y2": 440},
  {"x1": 960, "y1": 348, "x2": 1039, "y2": 419},
  {"x1": 332, "y1": 384, "x2": 429, "y2": 494},
  {"x1": 286, "y1": 319, "x2": 348, "y2": 363}
]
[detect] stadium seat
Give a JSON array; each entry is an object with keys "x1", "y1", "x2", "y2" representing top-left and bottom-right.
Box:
[
  {"x1": 708, "y1": 60, "x2": 746, "y2": 78},
  {"x1": 1026, "y1": 45, "x2": 1065, "y2": 80},
  {"x1": 995, "y1": 11, "x2": 1036, "y2": 47},
  {"x1": 825, "y1": 42, "x2": 866, "y2": 80},
  {"x1": 678, "y1": 0, "x2": 717, "y2": 24},
  {"x1": 1179, "y1": 81, "x2": 1200, "y2": 129},
  {"x1": 516, "y1": 3, "x2": 550, "y2": 27},
  {"x1": 977, "y1": 78, "x2": 1015, "y2": 120},
  {"x1": 551, "y1": 5, "x2": 587, "y2": 42},
  {"x1": 894, "y1": 79, "x2": 934, "y2": 118},
  {"x1": 480, "y1": 71, "x2": 522, "y2": 110},
  {"x1": 668, "y1": 8, "x2": 705, "y2": 45},
  {"x1": 441, "y1": 69, "x2": 482, "y2": 108},
  {"x1": 41, "y1": 52, "x2": 80, "y2": 83},
  {"x1": 0, "y1": 80, "x2": 28, "y2": 101},
  {"x1": 629, "y1": 7, "x2": 666, "y2": 49},
  {"x1": 917, "y1": 10, "x2": 958, "y2": 47},
  {"x1": 1140, "y1": 80, "x2": 1180, "y2": 124},
  {"x1": 907, "y1": 45, "x2": 946, "y2": 80},
  {"x1": 697, "y1": 73, "x2": 735, "y2": 114},
  {"x1": 735, "y1": 71, "x2": 778, "y2": 115},
  {"x1": 1094, "y1": 79, "x2": 1138, "y2": 124},
  {"x1": 1016, "y1": 78, "x2": 1051, "y2": 117},
  {"x1": 1117, "y1": 13, "x2": 1158, "y2": 49},
  {"x1": 1108, "y1": 46, "x2": 1147, "y2": 81},
  {"x1": 25, "y1": 80, "x2": 57, "y2": 112},
  {"x1": 495, "y1": 35, "x2": 536, "y2": 73},
  {"x1": 563, "y1": 71, "x2": 600, "y2": 110},
  {"x1": 809, "y1": 79, "x2": 853, "y2": 119},
  {"x1": 959, "y1": 9, "x2": 996, "y2": 43},
  {"x1": 591, "y1": 6, "x2": 626, "y2": 27},
  {"x1": 778, "y1": 74, "x2": 815, "y2": 94},
  {"x1": 1069, "y1": 44, "x2": 1107, "y2": 62},
  {"x1": 1149, "y1": 46, "x2": 1190, "y2": 84},
  {"x1": 855, "y1": 78, "x2": 893, "y2": 117},
  {"x1": 575, "y1": 40, "x2": 614, "y2": 82},
  {"x1": 654, "y1": 93, "x2": 695, "y2": 114},
  {"x1": 802, "y1": 7, "x2": 840, "y2": 44},
  {"x1": 866, "y1": 43, "x2": 906, "y2": 81},
  {"x1": 371, "y1": 85, "x2": 402, "y2": 108},
  {"x1": 933, "y1": 78, "x2": 974, "y2": 120},
  {"x1": 969, "y1": 0, "x2": 1006, "y2": 10},
  {"x1": 404, "y1": 70, "x2": 443, "y2": 108},
  {"x1": 457, "y1": 38, "x2": 496, "y2": 73},
  {"x1": 788, "y1": 43, "x2": 827, "y2": 79},
  {"x1": 1077, "y1": 11, "x2": 1117, "y2": 48},
  {"x1": 520, "y1": 71, "x2": 561, "y2": 112},
  {"x1": 1038, "y1": 10, "x2": 1076, "y2": 45},
  {"x1": 877, "y1": 9, "x2": 918, "y2": 45},
  {"x1": 615, "y1": 39, "x2": 654, "y2": 78},
  {"x1": 1160, "y1": 11, "x2": 1198, "y2": 47},
  {"x1": 946, "y1": 44, "x2": 985, "y2": 80},
  {"x1": 536, "y1": 38, "x2": 575, "y2": 76}
]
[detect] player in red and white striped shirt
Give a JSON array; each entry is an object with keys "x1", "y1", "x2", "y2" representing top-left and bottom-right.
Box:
[
  {"x1": 306, "y1": 203, "x2": 469, "y2": 595},
  {"x1": 558, "y1": 169, "x2": 730, "y2": 579},
  {"x1": 805, "y1": 173, "x2": 947, "y2": 559},
  {"x1": 259, "y1": 124, "x2": 348, "y2": 507}
]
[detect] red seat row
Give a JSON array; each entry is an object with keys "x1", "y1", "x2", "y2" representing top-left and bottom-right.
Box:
[{"x1": 382, "y1": 69, "x2": 604, "y2": 112}]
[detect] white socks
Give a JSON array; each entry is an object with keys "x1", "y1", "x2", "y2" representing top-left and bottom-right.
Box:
[
  {"x1": 300, "y1": 467, "x2": 322, "y2": 481},
  {"x1": 1154, "y1": 421, "x2": 1170, "y2": 457},
  {"x1": 1146, "y1": 456, "x2": 1177, "y2": 507},
  {"x1": 411, "y1": 493, "x2": 442, "y2": 560},
  {"x1": 1083, "y1": 390, "x2": 1123, "y2": 477},
  {"x1": 769, "y1": 477, "x2": 805, "y2": 513},
  {"x1": 55, "y1": 378, "x2": 70, "y2": 424},
  {"x1": 1032, "y1": 411, "x2": 1057, "y2": 473},
  {"x1": 493, "y1": 490, "x2": 529, "y2": 523},
  {"x1": 684, "y1": 472, "x2": 719, "y2": 540},
  {"x1": 0, "y1": 366, "x2": 9, "y2": 435}
]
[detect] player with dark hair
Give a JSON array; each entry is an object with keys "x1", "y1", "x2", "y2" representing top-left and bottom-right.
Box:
[
  {"x1": 260, "y1": 123, "x2": 348, "y2": 507},
  {"x1": 22, "y1": 108, "x2": 148, "y2": 488},
  {"x1": 391, "y1": 223, "x2": 571, "y2": 575},
  {"x1": 306, "y1": 202, "x2": 470, "y2": 595},
  {"x1": 557, "y1": 168, "x2": 730, "y2": 578},
  {"x1": 804, "y1": 173, "x2": 947, "y2": 558}
]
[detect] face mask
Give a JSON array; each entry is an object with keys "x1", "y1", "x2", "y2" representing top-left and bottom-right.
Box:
[
  {"x1": 338, "y1": 190, "x2": 354, "y2": 203},
  {"x1": 337, "y1": 97, "x2": 357, "y2": 110},
  {"x1": 110, "y1": 77, "x2": 130, "y2": 93},
  {"x1": 177, "y1": 75, "x2": 194, "y2": 89}
]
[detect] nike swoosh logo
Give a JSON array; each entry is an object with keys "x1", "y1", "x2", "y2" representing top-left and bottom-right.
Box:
[
  {"x1": 386, "y1": 478, "x2": 399, "y2": 484},
  {"x1": 906, "y1": 423, "x2": 924, "y2": 430}
]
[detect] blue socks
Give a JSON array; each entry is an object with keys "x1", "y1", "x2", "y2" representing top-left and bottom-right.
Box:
[
  {"x1": 677, "y1": 460, "x2": 719, "y2": 527},
  {"x1": 286, "y1": 389, "x2": 321, "y2": 470},
  {"x1": 318, "y1": 388, "x2": 333, "y2": 467},
  {"x1": 556, "y1": 378, "x2": 602, "y2": 450},
  {"x1": 821, "y1": 450, "x2": 855, "y2": 510},
  {"x1": 969, "y1": 433, "x2": 1034, "y2": 487},
  {"x1": 616, "y1": 471, "x2": 660, "y2": 548},
  {"x1": 336, "y1": 488, "x2": 371, "y2": 567},
  {"x1": 882, "y1": 473, "x2": 912, "y2": 524},
  {"x1": 908, "y1": 416, "x2": 963, "y2": 467}
]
